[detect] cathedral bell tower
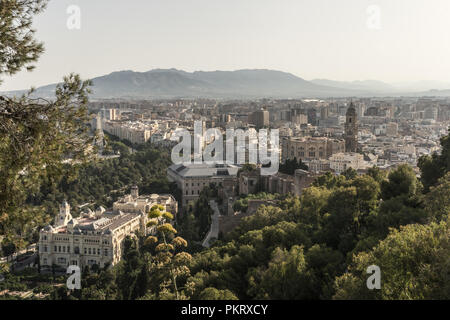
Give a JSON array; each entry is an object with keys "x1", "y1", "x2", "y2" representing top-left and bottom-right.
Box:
[
  {"x1": 345, "y1": 102, "x2": 358, "y2": 153},
  {"x1": 55, "y1": 200, "x2": 73, "y2": 227}
]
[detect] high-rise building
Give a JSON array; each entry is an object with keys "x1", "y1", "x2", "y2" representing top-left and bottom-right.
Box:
[
  {"x1": 307, "y1": 108, "x2": 317, "y2": 125},
  {"x1": 94, "y1": 112, "x2": 105, "y2": 147},
  {"x1": 320, "y1": 106, "x2": 329, "y2": 120},
  {"x1": 249, "y1": 110, "x2": 269, "y2": 128},
  {"x1": 345, "y1": 103, "x2": 358, "y2": 153}
]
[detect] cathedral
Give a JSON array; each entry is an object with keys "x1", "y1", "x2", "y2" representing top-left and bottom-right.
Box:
[{"x1": 345, "y1": 102, "x2": 358, "y2": 153}]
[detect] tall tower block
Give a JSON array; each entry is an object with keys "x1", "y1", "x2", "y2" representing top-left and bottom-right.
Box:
[{"x1": 345, "y1": 102, "x2": 358, "y2": 153}]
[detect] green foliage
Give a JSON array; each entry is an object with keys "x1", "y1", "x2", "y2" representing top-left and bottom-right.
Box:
[
  {"x1": 0, "y1": 1, "x2": 95, "y2": 250},
  {"x1": 367, "y1": 166, "x2": 387, "y2": 184},
  {"x1": 312, "y1": 172, "x2": 346, "y2": 189},
  {"x1": 341, "y1": 167, "x2": 358, "y2": 180},
  {"x1": 381, "y1": 164, "x2": 420, "y2": 200},
  {"x1": 232, "y1": 192, "x2": 281, "y2": 214},
  {"x1": 418, "y1": 127, "x2": 450, "y2": 191},
  {"x1": 334, "y1": 219, "x2": 450, "y2": 299},
  {"x1": 279, "y1": 158, "x2": 308, "y2": 175},
  {"x1": 0, "y1": 76, "x2": 93, "y2": 248},
  {"x1": 0, "y1": 0, "x2": 47, "y2": 81},
  {"x1": 253, "y1": 245, "x2": 308, "y2": 299},
  {"x1": 423, "y1": 172, "x2": 450, "y2": 222},
  {"x1": 198, "y1": 287, "x2": 238, "y2": 300}
]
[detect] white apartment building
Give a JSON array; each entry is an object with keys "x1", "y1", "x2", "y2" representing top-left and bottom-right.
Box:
[
  {"x1": 329, "y1": 152, "x2": 368, "y2": 173},
  {"x1": 103, "y1": 121, "x2": 154, "y2": 144}
]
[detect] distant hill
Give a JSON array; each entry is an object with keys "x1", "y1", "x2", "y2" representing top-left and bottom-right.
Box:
[
  {"x1": 3, "y1": 68, "x2": 450, "y2": 99},
  {"x1": 1, "y1": 69, "x2": 366, "y2": 99},
  {"x1": 311, "y1": 79, "x2": 397, "y2": 93}
]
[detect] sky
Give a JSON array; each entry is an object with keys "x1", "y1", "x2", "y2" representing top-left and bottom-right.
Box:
[{"x1": 2, "y1": 0, "x2": 450, "y2": 91}]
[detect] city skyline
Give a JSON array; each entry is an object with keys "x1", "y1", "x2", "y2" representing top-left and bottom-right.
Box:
[{"x1": 2, "y1": 0, "x2": 450, "y2": 91}]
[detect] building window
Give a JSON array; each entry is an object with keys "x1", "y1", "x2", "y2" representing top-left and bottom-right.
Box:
[
  {"x1": 104, "y1": 249, "x2": 108, "y2": 256},
  {"x1": 97, "y1": 249, "x2": 101, "y2": 255},
  {"x1": 44, "y1": 245, "x2": 48, "y2": 253},
  {"x1": 84, "y1": 248, "x2": 87, "y2": 254},
  {"x1": 43, "y1": 258, "x2": 48, "y2": 265},
  {"x1": 88, "y1": 248, "x2": 91, "y2": 255}
]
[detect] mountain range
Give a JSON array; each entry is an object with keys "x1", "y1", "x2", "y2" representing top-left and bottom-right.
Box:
[{"x1": 3, "y1": 68, "x2": 450, "y2": 99}]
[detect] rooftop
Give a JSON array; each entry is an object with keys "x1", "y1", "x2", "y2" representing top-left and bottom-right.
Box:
[{"x1": 168, "y1": 163, "x2": 240, "y2": 178}]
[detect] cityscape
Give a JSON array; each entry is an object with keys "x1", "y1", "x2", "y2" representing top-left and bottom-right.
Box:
[{"x1": 0, "y1": 0, "x2": 450, "y2": 309}]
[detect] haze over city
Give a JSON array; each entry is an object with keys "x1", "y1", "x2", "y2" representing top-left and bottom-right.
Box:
[{"x1": 2, "y1": 0, "x2": 450, "y2": 92}]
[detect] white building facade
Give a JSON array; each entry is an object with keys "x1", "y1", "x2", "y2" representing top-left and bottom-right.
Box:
[{"x1": 38, "y1": 188, "x2": 177, "y2": 270}]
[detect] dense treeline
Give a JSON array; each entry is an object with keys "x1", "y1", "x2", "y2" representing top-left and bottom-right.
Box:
[
  {"x1": 0, "y1": 0, "x2": 97, "y2": 255},
  {"x1": 279, "y1": 157, "x2": 309, "y2": 175},
  {"x1": 233, "y1": 192, "x2": 282, "y2": 213}
]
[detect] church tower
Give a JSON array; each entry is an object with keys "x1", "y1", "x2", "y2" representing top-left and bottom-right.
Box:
[
  {"x1": 55, "y1": 200, "x2": 73, "y2": 227},
  {"x1": 131, "y1": 185, "x2": 139, "y2": 200},
  {"x1": 345, "y1": 102, "x2": 358, "y2": 153},
  {"x1": 94, "y1": 111, "x2": 105, "y2": 148}
]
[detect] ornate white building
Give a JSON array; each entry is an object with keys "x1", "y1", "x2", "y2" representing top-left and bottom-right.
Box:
[
  {"x1": 329, "y1": 152, "x2": 368, "y2": 173},
  {"x1": 38, "y1": 187, "x2": 177, "y2": 270}
]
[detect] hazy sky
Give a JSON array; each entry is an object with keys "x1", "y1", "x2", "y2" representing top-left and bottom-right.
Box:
[{"x1": 2, "y1": 0, "x2": 450, "y2": 91}]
